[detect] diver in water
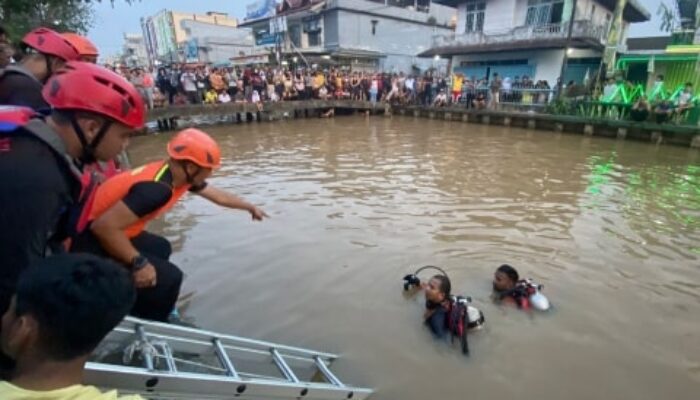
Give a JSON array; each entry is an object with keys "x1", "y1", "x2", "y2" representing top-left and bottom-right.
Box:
[
  {"x1": 492, "y1": 264, "x2": 550, "y2": 311},
  {"x1": 492, "y1": 264, "x2": 520, "y2": 306},
  {"x1": 403, "y1": 267, "x2": 485, "y2": 355},
  {"x1": 422, "y1": 275, "x2": 452, "y2": 339}
]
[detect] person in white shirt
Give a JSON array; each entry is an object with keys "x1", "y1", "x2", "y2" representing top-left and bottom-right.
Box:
[
  {"x1": 676, "y1": 82, "x2": 694, "y2": 119},
  {"x1": 433, "y1": 89, "x2": 447, "y2": 107},
  {"x1": 218, "y1": 91, "x2": 231, "y2": 103},
  {"x1": 180, "y1": 68, "x2": 199, "y2": 104}
]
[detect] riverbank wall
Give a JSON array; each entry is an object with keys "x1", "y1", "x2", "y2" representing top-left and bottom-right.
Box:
[{"x1": 146, "y1": 101, "x2": 700, "y2": 148}]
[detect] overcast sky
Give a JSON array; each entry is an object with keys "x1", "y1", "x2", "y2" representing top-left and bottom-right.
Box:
[{"x1": 88, "y1": 0, "x2": 668, "y2": 57}]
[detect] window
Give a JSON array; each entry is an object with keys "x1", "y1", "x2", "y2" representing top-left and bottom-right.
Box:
[
  {"x1": 303, "y1": 16, "x2": 322, "y2": 47},
  {"x1": 289, "y1": 25, "x2": 302, "y2": 48},
  {"x1": 465, "y1": 0, "x2": 486, "y2": 33},
  {"x1": 525, "y1": 0, "x2": 564, "y2": 26},
  {"x1": 308, "y1": 31, "x2": 322, "y2": 46},
  {"x1": 590, "y1": 4, "x2": 596, "y2": 19}
]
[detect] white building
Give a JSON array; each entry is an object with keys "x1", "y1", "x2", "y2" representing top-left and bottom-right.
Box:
[
  {"x1": 122, "y1": 33, "x2": 148, "y2": 68},
  {"x1": 141, "y1": 10, "x2": 251, "y2": 65},
  {"x1": 179, "y1": 20, "x2": 255, "y2": 64},
  {"x1": 422, "y1": 0, "x2": 650, "y2": 85},
  {"x1": 240, "y1": 0, "x2": 457, "y2": 72}
]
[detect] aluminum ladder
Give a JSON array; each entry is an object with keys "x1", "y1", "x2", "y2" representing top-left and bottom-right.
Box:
[{"x1": 86, "y1": 316, "x2": 373, "y2": 400}]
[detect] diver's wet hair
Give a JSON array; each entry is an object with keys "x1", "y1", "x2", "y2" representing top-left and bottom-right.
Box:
[
  {"x1": 497, "y1": 264, "x2": 519, "y2": 283},
  {"x1": 432, "y1": 274, "x2": 451, "y2": 297}
]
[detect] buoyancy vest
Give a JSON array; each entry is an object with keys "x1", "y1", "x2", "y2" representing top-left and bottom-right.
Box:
[
  {"x1": 0, "y1": 106, "x2": 99, "y2": 239},
  {"x1": 89, "y1": 160, "x2": 190, "y2": 238}
]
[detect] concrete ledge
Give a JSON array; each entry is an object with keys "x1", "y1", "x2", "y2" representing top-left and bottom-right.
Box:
[
  {"x1": 392, "y1": 105, "x2": 700, "y2": 148},
  {"x1": 147, "y1": 101, "x2": 700, "y2": 148}
]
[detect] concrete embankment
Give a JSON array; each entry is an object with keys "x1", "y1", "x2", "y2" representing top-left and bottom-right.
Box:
[{"x1": 146, "y1": 101, "x2": 700, "y2": 148}]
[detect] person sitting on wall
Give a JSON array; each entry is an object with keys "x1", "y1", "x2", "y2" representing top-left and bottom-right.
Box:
[
  {"x1": 675, "y1": 82, "x2": 694, "y2": 121},
  {"x1": 432, "y1": 89, "x2": 448, "y2": 107},
  {"x1": 218, "y1": 90, "x2": 231, "y2": 104},
  {"x1": 473, "y1": 91, "x2": 487, "y2": 110},
  {"x1": 0, "y1": 254, "x2": 141, "y2": 399},
  {"x1": 203, "y1": 88, "x2": 218, "y2": 104},
  {"x1": 654, "y1": 99, "x2": 675, "y2": 124},
  {"x1": 630, "y1": 95, "x2": 651, "y2": 122}
]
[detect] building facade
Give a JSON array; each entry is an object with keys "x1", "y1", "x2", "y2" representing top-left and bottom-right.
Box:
[
  {"x1": 422, "y1": 0, "x2": 649, "y2": 85},
  {"x1": 141, "y1": 10, "x2": 247, "y2": 65},
  {"x1": 240, "y1": 0, "x2": 457, "y2": 72},
  {"x1": 121, "y1": 33, "x2": 148, "y2": 68}
]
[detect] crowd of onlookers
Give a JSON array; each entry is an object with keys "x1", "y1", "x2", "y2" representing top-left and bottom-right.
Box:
[
  {"x1": 107, "y1": 63, "x2": 696, "y2": 125},
  {"x1": 107, "y1": 64, "x2": 558, "y2": 111},
  {"x1": 606, "y1": 76, "x2": 696, "y2": 124}
]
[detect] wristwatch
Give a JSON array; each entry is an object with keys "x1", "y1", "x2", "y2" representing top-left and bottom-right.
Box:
[{"x1": 130, "y1": 254, "x2": 149, "y2": 271}]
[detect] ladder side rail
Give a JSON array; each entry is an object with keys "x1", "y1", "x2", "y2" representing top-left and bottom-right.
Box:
[
  {"x1": 121, "y1": 317, "x2": 338, "y2": 360},
  {"x1": 85, "y1": 362, "x2": 374, "y2": 400}
]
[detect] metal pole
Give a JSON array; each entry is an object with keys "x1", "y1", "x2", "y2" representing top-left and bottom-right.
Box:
[{"x1": 557, "y1": 0, "x2": 578, "y2": 99}]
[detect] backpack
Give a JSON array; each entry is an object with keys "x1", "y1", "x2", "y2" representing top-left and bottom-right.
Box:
[{"x1": 445, "y1": 296, "x2": 485, "y2": 355}]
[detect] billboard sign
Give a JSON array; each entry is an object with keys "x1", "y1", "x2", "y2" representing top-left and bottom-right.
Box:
[
  {"x1": 185, "y1": 38, "x2": 199, "y2": 63},
  {"x1": 255, "y1": 30, "x2": 278, "y2": 46},
  {"x1": 246, "y1": 0, "x2": 277, "y2": 21}
]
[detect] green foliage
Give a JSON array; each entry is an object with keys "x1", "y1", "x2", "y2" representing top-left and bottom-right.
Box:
[
  {"x1": 0, "y1": 0, "x2": 137, "y2": 41},
  {"x1": 657, "y1": 2, "x2": 679, "y2": 32},
  {"x1": 544, "y1": 99, "x2": 571, "y2": 115}
]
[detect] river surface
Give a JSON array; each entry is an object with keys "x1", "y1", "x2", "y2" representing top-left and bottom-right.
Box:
[{"x1": 128, "y1": 117, "x2": 700, "y2": 400}]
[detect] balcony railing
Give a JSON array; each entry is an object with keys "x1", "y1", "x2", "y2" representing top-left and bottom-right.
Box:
[{"x1": 432, "y1": 20, "x2": 607, "y2": 48}]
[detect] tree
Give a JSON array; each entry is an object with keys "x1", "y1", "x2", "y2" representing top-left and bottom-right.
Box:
[
  {"x1": 657, "y1": 2, "x2": 680, "y2": 32},
  {"x1": 1, "y1": 1, "x2": 94, "y2": 39},
  {"x1": 0, "y1": 0, "x2": 137, "y2": 41}
]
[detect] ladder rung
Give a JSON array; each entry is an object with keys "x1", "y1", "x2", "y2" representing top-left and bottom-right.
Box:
[
  {"x1": 159, "y1": 342, "x2": 177, "y2": 373},
  {"x1": 135, "y1": 324, "x2": 154, "y2": 371},
  {"x1": 213, "y1": 338, "x2": 239, "y2": 379},
  {"x1": 313, "y1": 356, "x2": 344, "y2": 387},
  {"x1": 270, "y1": 348, "x2": 299, "y2": 383}
]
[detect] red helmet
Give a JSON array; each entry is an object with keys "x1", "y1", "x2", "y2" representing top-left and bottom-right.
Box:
[
  {"x1": 43, "y1": 61, "x2": 145, "y2": 129},
  {"x1": 167, "y1": 129, "x2": 221, "y2": 169},
  {"x1": 22, "y1": 28, "x2": 80, "y2": 61},
  {"x1": 62, "y1": 33, "x2": 99, "y2": 62}
]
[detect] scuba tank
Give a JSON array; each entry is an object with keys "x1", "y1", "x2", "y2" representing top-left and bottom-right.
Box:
[{"x1": 517, "y1": 279, "x2": 550, "y2": 311}]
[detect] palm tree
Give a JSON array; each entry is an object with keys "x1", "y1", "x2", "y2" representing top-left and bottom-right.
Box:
[{"x1": 658, "y1": 2, "x2": 680, "y2": 32}]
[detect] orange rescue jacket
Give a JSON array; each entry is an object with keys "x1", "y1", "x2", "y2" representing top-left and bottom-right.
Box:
[{"x1": 89, "y1": 160, "x2": 190, "y2": 238}]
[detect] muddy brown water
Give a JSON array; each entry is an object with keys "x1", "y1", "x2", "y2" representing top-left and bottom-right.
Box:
[{"x1": 127, "y1": 117, "x2": 700, "y2": 400}]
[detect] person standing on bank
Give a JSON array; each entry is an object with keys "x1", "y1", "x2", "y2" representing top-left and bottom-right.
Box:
[{"x1": 72, "y1": 128, "x2": 269, "y2": 322}]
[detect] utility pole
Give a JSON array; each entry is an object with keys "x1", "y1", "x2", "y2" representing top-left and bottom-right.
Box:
[{"x1": 557, "y1": 0, "x2": 578, "y2": 98}]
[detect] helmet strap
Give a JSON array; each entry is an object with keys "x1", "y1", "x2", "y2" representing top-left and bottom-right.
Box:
[
  {"x1": 43, "y1": 55, "x2": 54, "y2": 84},
  {"x1": 180, "y1": 160, "x2": 200, "y2": 185},
  {"x1": 69, "y1": 114, "x2": 113, "y2": 165}
]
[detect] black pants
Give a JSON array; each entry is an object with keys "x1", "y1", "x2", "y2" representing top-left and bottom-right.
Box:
[{"x1": 71, "y1": 231, "x2": 183, "y2": 322}]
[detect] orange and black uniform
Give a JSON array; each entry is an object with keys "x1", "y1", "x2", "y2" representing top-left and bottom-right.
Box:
[{"x1": 72, "y1": 161, "x2": 207, "y2": 321}]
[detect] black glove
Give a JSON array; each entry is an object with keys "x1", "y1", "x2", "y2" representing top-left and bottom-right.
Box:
[{"x1": 403, "y1": 274, "x2": 420, "y2": 290}]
